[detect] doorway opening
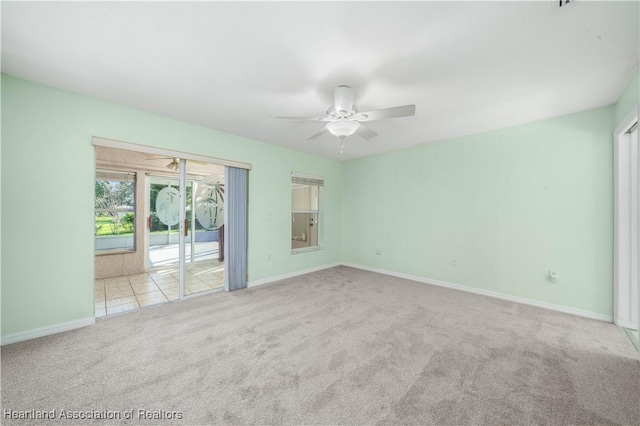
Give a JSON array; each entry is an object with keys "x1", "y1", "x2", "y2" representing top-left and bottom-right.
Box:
[
  {"x1": 95, "y1": 146, "x2": 226, "y2": 316},
  {"x1": 614, "y1": 109, "x2": 639, "y2": 353}
]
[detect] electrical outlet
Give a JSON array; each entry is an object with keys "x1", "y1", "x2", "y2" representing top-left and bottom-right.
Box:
[
  {"x1": 375, "y1": 248, "x2": 382, "y2": 255},
  {"x1": 549, "y1": 270, "x2": 559, "y2": 283}
]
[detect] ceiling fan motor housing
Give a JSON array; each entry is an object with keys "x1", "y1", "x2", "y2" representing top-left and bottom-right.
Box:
[
  {"x1": 331, "y1": 85, "x2": 356, "y2": 119},
  {"x1": 327, "y1": 107, "x2": 356, "y2": 119}
]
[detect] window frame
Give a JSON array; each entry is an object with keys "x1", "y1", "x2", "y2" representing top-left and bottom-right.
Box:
[
  {"x1": 291, "y1": 172, "x2": 324, "y2": 254},
  {"x1": 95, "y1": 170, "x2": 137, "y2": 255}
]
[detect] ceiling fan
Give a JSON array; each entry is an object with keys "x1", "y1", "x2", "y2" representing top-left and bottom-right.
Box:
[
  {"x1": 146, "y1": 156, "x2": 207, "y2": 171},
  {"x1": 276, "y1": 85, "x2": 415, "y2": 154}
]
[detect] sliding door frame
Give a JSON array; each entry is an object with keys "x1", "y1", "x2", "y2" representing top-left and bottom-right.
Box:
[
  {"x1": 93, "y1": 136, "x2": 251, "y2": 303},
  {"x1": 179, "y1": 159, "x2": 187, "y2": 300}
]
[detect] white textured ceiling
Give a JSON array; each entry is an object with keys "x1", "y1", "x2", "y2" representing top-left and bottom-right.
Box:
[{"x1": 2, "y1": 1, "x2": 638, "y2": 161}]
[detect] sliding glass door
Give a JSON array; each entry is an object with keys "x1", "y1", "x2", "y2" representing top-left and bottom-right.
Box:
[
  {"x1": 94, "y1": 139, "x2": 248, "y2": 317},
  {"x1": 148, "y1": 176, "x2": 182, "y2": 268},
  {"x1": 147, "y1": 160, "x2": 226, "y2": 299},
  {"x1": 184, "y1": 160, "x2": 225, "y2": 295}
]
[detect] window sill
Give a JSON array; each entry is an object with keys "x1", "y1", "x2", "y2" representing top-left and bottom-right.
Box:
[{"x1": 291, "y1": 246, "x2": 323, "y2": 254}]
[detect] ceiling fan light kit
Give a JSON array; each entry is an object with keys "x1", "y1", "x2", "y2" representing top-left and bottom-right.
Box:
[
  {"x1": 327, "y1": 120, "x2": 360, "y2": 138},
  {"x1": 327, "y1": 120, "x2": 360, "y2": 155},
  {"x1": 276, "y1": 85, "x2": 415, "y2": 154},
  {"x1": 166, "y1": 157, "x2": 180, "y2": 171}
]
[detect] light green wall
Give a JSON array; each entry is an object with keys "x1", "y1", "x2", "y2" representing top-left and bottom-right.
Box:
[
  {"x1": 342, "y1": 106, "x2": 615, "y2": 316},
  {"x1": 615, "y1": 70, "x2": 639, "y2": 126},
  {"x1": 1, "y1": 74, "x2": 342, "y2": 337},
  {"x1": 2, "y1": 69, "x2": 637, "y2": 338}
]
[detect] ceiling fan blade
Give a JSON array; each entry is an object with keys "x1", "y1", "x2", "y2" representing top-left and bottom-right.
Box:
[
  {"x1": 356, "y1": 124, "x2": 378, "y2": 140},
  {"x1": 354, "y1": 104, "x2": 416, "y2": 122},
  {"x1": 333, "y1": 85, "x2": 355, "y2": 116},
  {"x1": 306, "y1": 126, "x2": 329, "y2": 141},
  {"x1": 276, "y1": 116, "x2": 331, "y2": 122}
]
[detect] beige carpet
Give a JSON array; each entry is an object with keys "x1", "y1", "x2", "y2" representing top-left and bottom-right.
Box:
[{"x1": 2, "y1": 266, "x2": 639, "y2": 425}]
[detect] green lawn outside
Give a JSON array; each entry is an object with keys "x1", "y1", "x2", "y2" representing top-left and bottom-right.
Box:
[
  {"x1": 95, "y1": 216, "x2": 203, "y2": 237},
  {"x1": 95, "y1": 216, "x2": 132, "y2": 236}
]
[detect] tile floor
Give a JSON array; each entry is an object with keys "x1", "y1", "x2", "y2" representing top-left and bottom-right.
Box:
[{"x1": 95, "y1": 260, "x2": 224, "y2": 317}]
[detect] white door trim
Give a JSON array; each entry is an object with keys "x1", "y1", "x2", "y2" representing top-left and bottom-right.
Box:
[
  {"x1": 92, "y1": 136, "x2": 252, "y2": 170},
  {"x1": 613, "y1": 105, "x2": 639, "y2": 331}
]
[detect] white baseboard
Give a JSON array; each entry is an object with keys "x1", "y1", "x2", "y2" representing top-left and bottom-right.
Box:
[
  {"x1": 1, "y1": 317, "x2": 96, "y2": 346},
  {"x1": 342, "y1": 262, "x2": 613, "y2": 323},
  {"x1": 248, "y1": 262, "x2": 341, "y2": 288},
  {"x1": 615, "y1": 318, "x2": 639, "y2": 330},
  {"x1": 1, "y1": 263, "x2": 614, "y2": 345}
]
